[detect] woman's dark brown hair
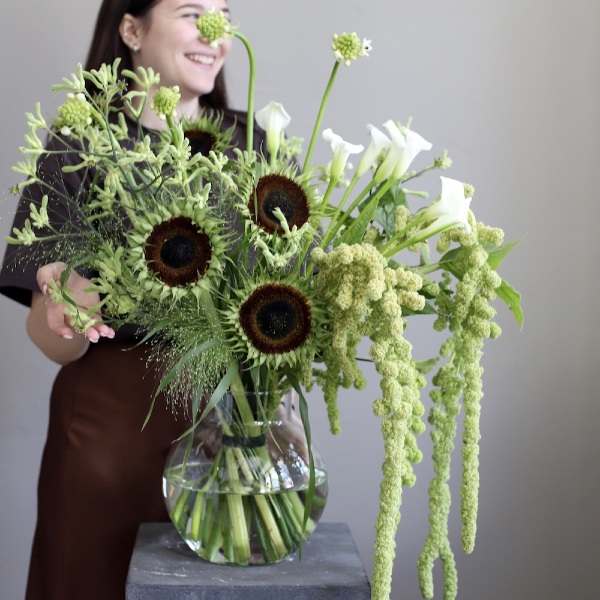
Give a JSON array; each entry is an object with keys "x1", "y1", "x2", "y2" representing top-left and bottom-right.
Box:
[{"x1": 84, "y1": 0, "x2": 229, "y2": 110}]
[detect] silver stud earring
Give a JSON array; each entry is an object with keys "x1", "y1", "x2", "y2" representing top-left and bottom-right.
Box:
[{"x1": 132, "y1": 44, "x2": 139, "y2": 54}]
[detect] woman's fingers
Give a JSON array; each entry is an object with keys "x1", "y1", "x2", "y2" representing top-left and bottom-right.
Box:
[
  {"x1": 43, "y1": 294, "x2": 77, "y2": 339},
  {"x1": 36, "y1": 261, "x2": 67, "y2": 295},
  {"x1": 36, "y1": 263, "x2": 116, "y2": 341}
]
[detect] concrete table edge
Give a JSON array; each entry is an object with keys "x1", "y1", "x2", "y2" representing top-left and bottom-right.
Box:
[{"x1": 126, "y1": 521, "x2": 371, "y2": 600}]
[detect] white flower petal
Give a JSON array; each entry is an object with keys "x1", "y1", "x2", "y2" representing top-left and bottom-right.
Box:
[
  {"x1": 373, "y1": 121, "x2": 432, "y2": 181},
  {"x1": 255, "y1": 101, "x2": 292, "y2": 157},
  {"x1": 322, "y1": 128, "x2": 363, "y2": 181},
  {"x1": 424, "y1": 176, "x2": 472, "y2": 233},
  {"x1": 356, "y1": 124, "x2": 391, "y2": 177}
]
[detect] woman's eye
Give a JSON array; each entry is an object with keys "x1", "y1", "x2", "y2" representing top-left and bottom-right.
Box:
[{"x1": 183, "y1": 12, "x2": 201, "y2": 20}]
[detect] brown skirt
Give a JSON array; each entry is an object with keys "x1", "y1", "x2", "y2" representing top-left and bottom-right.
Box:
[{"x1": 25, "y1": 342, "x2": 190, "y2": 600}]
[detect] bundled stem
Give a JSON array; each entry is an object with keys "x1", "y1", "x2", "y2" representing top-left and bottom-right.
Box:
[{"x1": 164, "y1": 399, "x2": 322, "y2": 564}]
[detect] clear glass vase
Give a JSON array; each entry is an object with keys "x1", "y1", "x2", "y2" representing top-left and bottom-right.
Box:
[{"x1": 162, "y1": 388, "x2": 328, "y2": 565}]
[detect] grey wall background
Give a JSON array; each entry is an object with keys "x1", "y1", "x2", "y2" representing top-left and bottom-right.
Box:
[{"x1": 1, "y1": 1, "x2": 599, "y2": 599}]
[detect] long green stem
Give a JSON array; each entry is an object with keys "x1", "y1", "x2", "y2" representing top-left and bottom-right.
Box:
[
  {"x1": 190, "y1": 491, "x2": 205, "y2": 541},
  {"x1": 290, "y1": 176, "x2": 337, "y2": 277},
  {"x1": 302, "y1": 61, "x2": 340, "y2": 174},
  {"x1": 379, "y1": 211, "x2": 428, "y2": 257},
  {"x1": 224, "y1": 447, "x2": 251, "y2": 562},
  {"x1": 234, "y1": 32, "x2": 256, "y2": 152},
  {"x1": 320, "y1": 174, "x2": 370, "y2": 249}
]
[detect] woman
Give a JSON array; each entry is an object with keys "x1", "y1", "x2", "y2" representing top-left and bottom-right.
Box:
[{"x1": 0, "y1": 1, "x2": 262, "y2": 598}]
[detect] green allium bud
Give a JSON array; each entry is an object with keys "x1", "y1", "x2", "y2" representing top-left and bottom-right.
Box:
[
  {"x1": 197, "y1": 9, "x2": 233, "y2": 47},
  {"x1": 151, "y1": 86, "x2": 180, "y2": 120},
  {"x1": 57, "y1": 93, "x2": 92, "y2": 134},
  {"x1": 332, "y1": 32, "x2": 371, "y2": 66}
]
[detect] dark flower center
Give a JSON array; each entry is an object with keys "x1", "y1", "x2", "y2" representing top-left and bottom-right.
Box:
[
  {"x1": 239, "y1": 284, "x2": 312, "y2": 354},
  {"x1": 145, "y1": 216, "x2": 212, "y2": 286},
  {"x1": 185, "y1": 130, "x2": 217, "y2": 156},
  {"x1": 250, "y1": 174, "x2": 310, "y2": 236},
  {"x1": 160, "y1": 235, "x2": 195, "y2": 269}
]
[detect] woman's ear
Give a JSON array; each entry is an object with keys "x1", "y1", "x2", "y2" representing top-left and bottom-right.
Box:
[{"x1": 119, "y1": 13, "x2": 142, "y2": 52}]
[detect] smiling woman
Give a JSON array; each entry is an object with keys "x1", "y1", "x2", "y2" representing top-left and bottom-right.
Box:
[
  {"x1": 85, "y1": 0, "x2": 231, "y2": 114},
  {"x1": 119, "y1": 0, "x2": 232, "y2": 128},
  {"x1": 0, "y1": 0, "x2": 266, "y2": 599}
]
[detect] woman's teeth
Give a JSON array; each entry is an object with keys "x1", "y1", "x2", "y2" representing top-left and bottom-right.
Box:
[{"x1": 187, "y1": 54, "x2": 215, "y2": 65}]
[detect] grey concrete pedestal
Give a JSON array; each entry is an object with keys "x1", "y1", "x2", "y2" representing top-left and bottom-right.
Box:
[{"x1": 126, "y1": 522, "x2": 371, "y2": 599}]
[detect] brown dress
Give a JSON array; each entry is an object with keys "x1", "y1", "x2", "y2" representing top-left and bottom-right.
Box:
[
  {"x1": 0, "y1": 109, "x2": 265, "y2": 599},
  {"x1": 25, "y1": 342, "x2": 188, "y2": 599}
]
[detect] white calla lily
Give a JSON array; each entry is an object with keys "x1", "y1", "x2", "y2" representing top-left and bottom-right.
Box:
[
  {"x1": 255, "y1": 101, "x2": 291, "y2": 158},
  {"x1": 322, "y1": 128, "x2": 364, "y2": 183},
  {"x1": 418, "y1": 176, "x2": 472, "y2": 239},
  {"x1": 356, "y1": 125, "x2": 391, "y2": 177},
  {"x1": 374, "y1": 120, "x2": 432, "y2": 183}
]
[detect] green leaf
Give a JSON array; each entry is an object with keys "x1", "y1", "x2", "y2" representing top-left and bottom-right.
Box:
[
  {"x1": 496, "y1": 279, "x2": 524, "y2": 326},
  {"x1": 439, "y1": 239, "x2": 523, "y2": 276},
  {"x1": 438, "y1": 247, "x2": 461, "y2": 270},
  {"x1": 373, "y1": 203, "x2": 395, "y2": 237},
  {"x1": 339, "y1": 193, "x2": 380, "y2": 246},
  {"x1": 199, "y1": 360, "x2": 239, "y2": 422},
  {"x1": 174, "y1": 359, "x2": 240, "y2": 442},
  {"x1": 415, "y1": 357, "x2": 440, "y2": 374},
  {"x1": 403, "y1": 300, "x2": 437, "y2": 316},
  {"x1": 373, "y1": 186, "x2": 407, "y2": 235},
  {"x1": 486, "y1": 239, "x2": 522, "y2": 270}
]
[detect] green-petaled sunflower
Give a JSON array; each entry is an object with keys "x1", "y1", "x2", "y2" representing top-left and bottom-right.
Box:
[
  {"x1": 180, "y1": 111, "x2": 236, "y2": 156},
  {"x1": 222, "y1": 275, "x2": 327, "y2": 370},
  {"x1": 126, "y1": 191, "x2": 228, "y2": 303},
  {"x1": 236, "y1": 161, "x2": 322, "y2": 241}
]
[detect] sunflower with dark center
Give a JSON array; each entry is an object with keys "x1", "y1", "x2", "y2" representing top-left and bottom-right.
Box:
[
  {"x1": 239, "y1": 283, "x2": 312, "y2": 354},
  {"x1": 224, "y1": 277, "x2": 326, "y2": 370},
  {"x1": 249, "y1": 174, "x2": 311, "y2": 235},
  {"x1": 184, "y1": 130, "x2": 218, "y2": 156},
  {"x1": 126, "y1": 192, "x2": 227, "y2": 303},
  {"x1": 180, "y1": 113, "x2": 235, "y2": 156},
  {"x1": 145, "y1": 216, "x2": 212, "y2": 286}
]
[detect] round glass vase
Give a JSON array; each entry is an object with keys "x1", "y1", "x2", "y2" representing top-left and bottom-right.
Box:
[{"x1": 162, "y1": 389, "x2": 328, "y2": 565}]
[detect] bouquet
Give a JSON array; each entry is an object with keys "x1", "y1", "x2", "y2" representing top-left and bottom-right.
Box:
[{"x1": 6, "y1": 9, "x2": 522, "y2": 600}]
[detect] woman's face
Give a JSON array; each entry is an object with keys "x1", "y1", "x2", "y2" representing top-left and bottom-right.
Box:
[{"x1": 125, "y1": 0, "x2": 231, "y2": 101}]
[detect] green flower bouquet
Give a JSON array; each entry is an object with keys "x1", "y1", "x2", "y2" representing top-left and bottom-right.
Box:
[{"x1": 6, "y1": 10, "x2": 522, "y2": 600}]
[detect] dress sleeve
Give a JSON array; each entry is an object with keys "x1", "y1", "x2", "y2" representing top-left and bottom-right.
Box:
[{"x1": 0, "y1": 134, "x2": 88, "y2": 307}]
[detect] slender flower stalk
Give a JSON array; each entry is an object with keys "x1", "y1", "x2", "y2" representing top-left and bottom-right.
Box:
[
  {"x1": 232, "y1": 31, "x2": 256, "y2": 152},
  {"x1": 197, "y1": 11, "x2": 256, "y2": 151},
  {"x1": 302, "y1": 61, "x2": 340, "y2": 173},
  {"x1": 318, "y1": 171, "x2": 362, "y2": 247},
  {"x1": 302, "y1": 34, "x2": 370, "y2": 173},
  {"x1": 321, "y1": 175, "x2": 395, "y2": 251}
]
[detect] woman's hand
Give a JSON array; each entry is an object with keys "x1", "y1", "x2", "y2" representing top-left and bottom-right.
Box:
[{"x1": 26, "y1": 262, "x2": 115, "y2": 365}]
